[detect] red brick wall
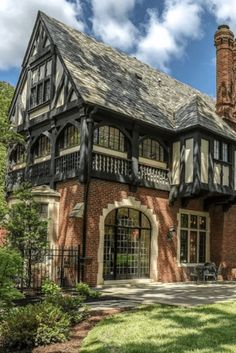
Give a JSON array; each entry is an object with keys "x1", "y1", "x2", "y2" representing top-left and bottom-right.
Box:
[
  {"x1": 56, "y1": 178, "x2": 221, "y2": 285},
  {"x1": 210, "y1": 204, "x2": 236, "y2": 280}
]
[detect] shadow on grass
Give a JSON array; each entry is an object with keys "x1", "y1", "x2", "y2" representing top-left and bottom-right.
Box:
[{"x1": 80, "y1": 303, "x2": 236, "y2": 353}]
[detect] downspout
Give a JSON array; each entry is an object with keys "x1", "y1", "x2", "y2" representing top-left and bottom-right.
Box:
[{"x1": 81, "y1": 107, "x2": 96, "y2": 282}]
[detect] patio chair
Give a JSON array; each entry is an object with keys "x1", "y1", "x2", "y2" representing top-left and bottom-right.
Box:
[{"x1": 203, "y1": 262, "x2": 217, "y2": 282}]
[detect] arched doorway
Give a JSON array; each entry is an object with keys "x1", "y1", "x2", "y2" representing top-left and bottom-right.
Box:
[{"x1": 103, "y1": 208, "x2": 151, "y2": 280}]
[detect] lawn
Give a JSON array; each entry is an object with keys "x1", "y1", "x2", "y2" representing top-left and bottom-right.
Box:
[{"x1": 80, "y1": 302, "x2": 236, "y2": 353}]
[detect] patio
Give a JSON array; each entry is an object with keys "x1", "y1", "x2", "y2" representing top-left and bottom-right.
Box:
[{"x1": 90, "y1": 282, "x2": 236, "y2": 310}]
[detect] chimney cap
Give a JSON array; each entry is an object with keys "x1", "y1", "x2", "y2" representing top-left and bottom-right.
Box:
[{"x1": 218, "y1": 24, "x2": 230, "y2": 30}]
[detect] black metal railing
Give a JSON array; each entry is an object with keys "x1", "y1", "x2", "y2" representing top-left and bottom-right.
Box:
[{"x1": 17, "y1": 246, "x2": 81, "y2": 290}]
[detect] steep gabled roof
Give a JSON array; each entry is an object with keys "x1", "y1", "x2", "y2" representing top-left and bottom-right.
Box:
[{"x1": 24, "y1": 12, "x2": 236, "y2": 139}]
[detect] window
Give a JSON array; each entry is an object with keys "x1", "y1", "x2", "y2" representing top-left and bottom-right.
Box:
[
  {"x1": 58, "y1": 125, "x2": 80, "y2": 151},
  {"x1": 38, "y1": 203, "x2": 48, "y2": 219},
  {"x1": 30, "y1": 59, "x2": 52, "y2": 108},
  {"x1": 139, "y1": 138, "x2": 164, "y2": 161},
  {"x1": 214, "y1": 139, "x2": 229, "y2": 162},
  {"x1": 10, "y1": 145, "x2": 26, "y2": 165},
  {"x1": 33, "y1": 135, "x2": 51, "y2": 160},
  {"x1": 179, "y1": 211, "x2": 209, "y2": 264},
  {"x1": 93, "y1": 126, "x2": 125, "y2": 152}
]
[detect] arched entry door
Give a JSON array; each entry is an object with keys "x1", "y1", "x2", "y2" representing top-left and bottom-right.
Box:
[{"x1": 103, "y1": 208, "x2": 151, "y2": 280}]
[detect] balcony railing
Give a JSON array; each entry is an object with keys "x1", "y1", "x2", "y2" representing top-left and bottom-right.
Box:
[
  {"x1": 55, "y1": 151, "x2": 80, "y2": 180},
  {"x1": 92, "y1": 152, "x2": 132, "y2": 182},
  {"x1": 6, "y1": 168, "x2": 25, "y2": 191},
  {"x1": 6, "y1": 151, "x2": 170, "y2": 191},
  {"x1": 28, "y1": 160, "x2": 51, "y2": 185},
  {"x1": 138, "y1": 163, "x2": 169, "y2": 189}
]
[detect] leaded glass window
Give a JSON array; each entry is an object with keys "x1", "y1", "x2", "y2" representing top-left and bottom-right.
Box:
[
  {"x1": 93, "y1": 126, "x2": 125, "y2": 152},
  {"x1": 179, "y1": 212, "x2": 209, "y2": 264},
  {"x1": 30, "y1": 59, "x2": 52, "y2": 108},
  {"x1": 33, "y1": 135, "x2": 51, "y2": 160},
  {"x1": 58, "y1": 125, "x2": 80, "y2": 151},
  {"x1": 139, "y1": 138, "x2": 164, "y2": 161}
]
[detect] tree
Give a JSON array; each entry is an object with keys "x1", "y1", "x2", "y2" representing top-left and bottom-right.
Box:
[
  {"x1": 0, "y1": 81, "x2": 22, "y2": 217},
  {"x1": 4, "y1": 184, "x2": 48, "y2": 251},
  {"x1": 0, "y1": 246, "x2": 23, "y2": 309}
]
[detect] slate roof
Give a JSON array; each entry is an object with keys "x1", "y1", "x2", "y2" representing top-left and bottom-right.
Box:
[{"x1": 40, "y1": 12, "x2": 236, "y2": 140}]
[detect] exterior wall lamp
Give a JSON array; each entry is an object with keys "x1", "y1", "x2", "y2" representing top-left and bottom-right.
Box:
[{"x1": 167, "y1": 226, "x2": 176, "y2": 241}]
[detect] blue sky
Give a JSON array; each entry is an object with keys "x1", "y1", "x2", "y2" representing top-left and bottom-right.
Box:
[{"x1": 1, "y1": 1, "x2": 236, "y2": 98}]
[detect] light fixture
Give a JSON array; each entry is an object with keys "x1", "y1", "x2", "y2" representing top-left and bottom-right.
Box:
[{"x1": 167, "y1": 226, "x2": 176, "y2": 241}]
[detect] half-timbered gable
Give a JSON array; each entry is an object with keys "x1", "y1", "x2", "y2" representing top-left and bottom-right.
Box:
[{"x1": 7, "y1": 13, "x2": 236, "y2": 285}]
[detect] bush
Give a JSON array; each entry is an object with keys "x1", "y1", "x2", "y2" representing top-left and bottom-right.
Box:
[
  {"x1": 42, "y1": 280, "x2": 88, "y2": 324},
  {"x1": 76, "y1": 282, "x2": 100, "y2": 299},
  {"x1": 1, "y1": 302, "x2": 70, "y2": 350},
  {"x1": 0, "y1": 246, "x2": 23, "y2": 308}
]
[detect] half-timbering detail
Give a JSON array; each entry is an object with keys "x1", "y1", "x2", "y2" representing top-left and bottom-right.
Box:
[{"x1": 7, "y1": 11, "x2": 236, "y2": 285}]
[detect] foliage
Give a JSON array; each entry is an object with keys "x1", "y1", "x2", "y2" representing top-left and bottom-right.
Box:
[
  {"x1": 0, "y1": 246, "x2": 23, "y2": 308},
  {"x1": 4, "y1": 183, "x2": 48, "y2": 251},
  {"x1": 1, "y1": 302, "x2": 70, "y2": 350},
  {"x1": 76, "y1": 282, "x2": 101, "y2": 298},
  {"x1": 0, "y1": 82, "x2": 15, "y2": 216},
  {"x1": 42, "y1": 280, "x2": 88, "y2": 324}
]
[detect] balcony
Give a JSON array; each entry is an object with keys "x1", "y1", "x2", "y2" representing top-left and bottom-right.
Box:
[{"x1": 6, "y1": 151, "x2": 170, "y2": 191}]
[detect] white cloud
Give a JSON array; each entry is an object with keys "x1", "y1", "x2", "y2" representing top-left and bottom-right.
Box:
[
  {"x1": 91, "y1": 0, "x2": 138, "y2": 51},
  {"x1": 135, "y1": 0, "x2": 203, "y2": 71},
  {"x1": 205, "y1": 0, "x2": 236, "y2": 33},
  {"x1": 0, "y1": 0, "x2": 84, "y2": 70}
]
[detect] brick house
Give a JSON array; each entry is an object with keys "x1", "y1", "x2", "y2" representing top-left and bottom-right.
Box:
[{"x1": 6, "y1": 13, "x2": 236, "y2": 285}]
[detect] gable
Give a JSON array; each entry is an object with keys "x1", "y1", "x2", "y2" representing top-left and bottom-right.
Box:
[{"x1": 9, "y1": 14, "x2": 80, "y2": 126}]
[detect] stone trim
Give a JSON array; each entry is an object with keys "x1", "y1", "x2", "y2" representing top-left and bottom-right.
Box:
[{"x1": 97, "y1": 196, "x2": 159, "y2": 285}]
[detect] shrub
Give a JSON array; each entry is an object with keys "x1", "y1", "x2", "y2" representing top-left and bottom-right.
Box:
[
  {"x1": 76, "y1": 282, "x2": 100, "y2": 299},
  {"x1": 42, "y1": 280, "x2": 88, "y2": 324},
  {"x1": 0, "y1": 246, "x2": 23, "y2": 308},
  {"x1": 1, "y1": 302, "x2": 70, "y2": 350}
]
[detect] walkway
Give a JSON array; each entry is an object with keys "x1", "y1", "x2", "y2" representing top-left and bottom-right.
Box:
[{"x1": 89, "y1": 282, "x2": 236, "y2": 310}]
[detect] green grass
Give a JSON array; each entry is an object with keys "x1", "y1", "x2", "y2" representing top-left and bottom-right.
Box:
[{"x1": 80, "y1": 302, "x2": 236, "y2": 353}]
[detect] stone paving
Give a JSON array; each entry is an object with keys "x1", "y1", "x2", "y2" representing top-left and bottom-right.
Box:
[{"x1": 89, "y1": 282, "x2": 236, "y2": 310}]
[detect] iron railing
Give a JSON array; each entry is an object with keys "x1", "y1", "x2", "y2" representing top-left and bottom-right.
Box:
[{"x1": 17, "y1": 246, "x2": 81, "y2": 290}]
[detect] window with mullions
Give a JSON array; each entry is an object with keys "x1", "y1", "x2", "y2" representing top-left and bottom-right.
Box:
[
  {"x1": 179, "y1": 212, "x2": 209, "y2": 264},
  {"x1": 58, "y1": 125, "x2": 80, "y2": 151},
  {"x1": 139, "y1": 138, "x2": 164, "y2": 161},
  {"x1": 10, "y1": 144, "x2": 26, "y2": 165},
  {"x1": 30, "y1": 59, "x2": 52, "y2": 108},
  {"x1": 33, "y1": 135, "x2": 51, "y2": 160},
  {"x1": 93, "y1": 126, "x2": 125, "y2": 152},
  {"x1": 214, "y1": 139, "x2": 229, "y2": 162}
]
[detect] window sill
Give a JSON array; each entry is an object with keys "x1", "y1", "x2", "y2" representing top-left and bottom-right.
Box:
[
  {"x1": 178, "y1": 263, "x2": 205, "y2": 268},
  {"x1": 139, "y1": 157, "x2": 167, "y2": 169},
  {"x1": 28, "y1": 100, "x2": 50, "y2": 114}
]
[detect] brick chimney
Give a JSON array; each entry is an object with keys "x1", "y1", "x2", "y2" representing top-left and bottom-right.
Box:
[{"x1": 214, "y1": 25, "x2": 236, "y2": 123}]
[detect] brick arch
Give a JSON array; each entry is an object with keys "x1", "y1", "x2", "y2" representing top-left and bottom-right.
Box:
[{"x1": 97, "y1": 196, "x2": 159, "y2": 284}]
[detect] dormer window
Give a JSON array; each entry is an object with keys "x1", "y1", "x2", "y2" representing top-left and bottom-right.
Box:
[
  {"x1": 30, "y1": 59, "x2": 52, "y2": 108},
  {"x1": 214, "y1": 140, "x2": 229, "y2": 162},
  {"x1": 94, "y1": 126, "x2": 125, "y2": 152},
  {"x1": 139, "y1": 138, "x2": 164, "y2": 161}
]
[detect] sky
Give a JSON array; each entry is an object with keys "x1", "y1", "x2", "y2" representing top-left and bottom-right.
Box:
[{"x1": 1, "y1": 1, "x2": 236, "y2": 98}]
